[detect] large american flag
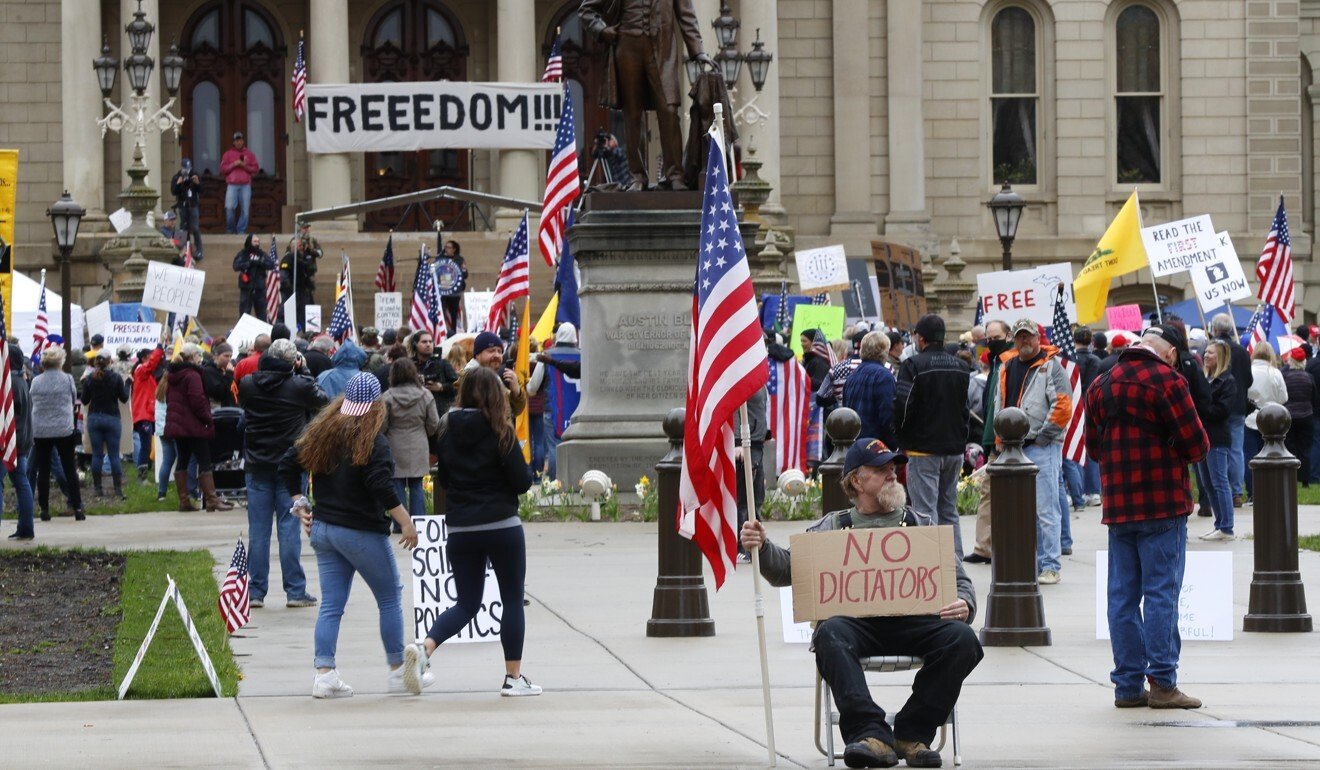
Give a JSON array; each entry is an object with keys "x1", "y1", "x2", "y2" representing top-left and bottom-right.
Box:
[
  {"x1": 409, "y1": 245, "x2": 445, "y2": 341},
  {"x1": 30, "y1": 270, "x2": 52, "y2": 367},
  {"x1": 489, "y1": 213, "x2": 531, "y2": 331},
  {"x1": 218, "y1": 538, "x2": 250, "y2": 634},
  {"x1": 375, "y1": 234, "x2": 395, "y2": 293},
  {"x1": 537, "y1": 86, "x2": 580, "y2": 267},
  {"x1": 265, "y1": 236, "x2": 282, "y2": 322},
  {"x1": 1256, "y1": 196, "x2": 1295, "y2": 323},
  {"x1": 678, "y1": 132, "x2": 769, "y2": 590},
  {"x1": 1049, "y1": 284, "x2": 1087, "y2": 464},
  {"x1": 291, "y1": 39, "x2": 307, "y2": 123},
  {"x1": 768, "y1": 356, "x2": 809, "y2": 475},
  {"x1": 0, "y1": 292, "x2": 16, "y2": 470},
  {"x1": 542, "y1": 37, "x2": 563, "y2": 82}
]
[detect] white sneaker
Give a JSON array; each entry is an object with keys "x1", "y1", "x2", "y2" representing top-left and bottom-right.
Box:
[
  {"x1": 312, "y1": 669, "x2": 354, "y2": 699},
  {"x1": 1037, "y1": 570, "x2": 1061, "y2": 585},
  {"x1": 1200, "y1": 530, "x2": 1235, "y2": 542},
  {"x1": 500, "y1": 674, "x2": 543, "y2": 697},
  {"x1": 403, "y1": 641, "x2": 428, "y2": 695},
  {"x1": 1086, "y1": 494, "x2": 1102, "y2": 507},
  {"x1": 387, "y1": 664, "x2": 435, "y2": 694}
]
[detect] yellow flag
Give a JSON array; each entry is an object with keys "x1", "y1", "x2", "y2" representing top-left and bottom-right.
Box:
[
  {"x1": 0, "y1": 149, "x2": 18, "y2": 334},
  {"x1": 531, "y1": 292, "x2": 559, "y2": 348},
  {"x1": 1073, "y1": 190, "x2": 1147, "y2": 324},
  {"x1": 515, "y1": 299, "x2": 532, "y2": 463}
]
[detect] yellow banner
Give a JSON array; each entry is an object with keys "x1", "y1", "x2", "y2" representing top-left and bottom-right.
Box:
[
  {"x1": 0, "y1": 150, "x2": 18, "y2": 333},
  {"x1": 515, "y1": 299, "x2": 532, "y2": 464}
]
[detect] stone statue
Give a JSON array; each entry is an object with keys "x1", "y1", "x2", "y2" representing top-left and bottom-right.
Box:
[{"x1": 580, "y1": 0, "x2": 714, "y2": 191}]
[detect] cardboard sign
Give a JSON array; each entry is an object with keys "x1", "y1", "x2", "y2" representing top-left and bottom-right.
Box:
[
  {"x1": 1141, "y1": 214, "x2": 1219, "y2": 277},
  {"x1": 411, "y1": 515, "x2": 501, "y2": 643},
  {"x1": 375, "y1": 292, "x2": 403, "y2": 330},
  {"x1": 1189, "y1": 232, "x2": 1252, "y2": 312},
  {"x1": 305, "y1": 306, "x2": 322, "y2": 332},
  {"x1": 103, "y1": 321, "x2": 161, "y2": 350},
  {"x1": 976, "y1": 262, "x2": 1075, "y2": 328},
  {"x1": 789, "y1": 525, "x2": 958, "y2": 622},
  {"x1": 1096, "y1": 551, "x2": 1233, "y2": 641},
  {"x1": 142, "y1": 261, "x2": 205, "y2": 316},
  {"x1": 1104, "y1": 303, "x2": 1144, "y2": 331},
  {"x1": 796, "y1": 244, "x2": 851, "y2": 293},
  {"x1": 790, "y1": 304, "x2": 847, "y2": 357},
  {"x1": 464, "y1": 291, "x2": 495, "y2": 332},
  {"x1": 85, "y1": 301, "x2": 112, "y2": 338},
  {"x1": 228, "y1": 313, "x2": 273, "y2": 350}
]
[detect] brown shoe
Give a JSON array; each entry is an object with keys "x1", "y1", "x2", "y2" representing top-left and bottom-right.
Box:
[
  {"x1": 1114, "y1": 691, "x2": 1149, "y2": 708},
  {"x1": 893, "y1": 738, "x2": 942, "y2": 767},
  {"x1": 1149, "y1": 683, "x2": 1201, "y2": 709},
  {"x1": 175, "y1": 471, "x2": 198, "y2": 512},
  {"x1": 843, "y1": 736, "x2": 899, "y2": 768},
  {"x1": 200, "y1": 472, "x2": 234, "y2": 511},
  {"x1": 1232, "y1": 495, "x2": 1244, "y2": 507}
]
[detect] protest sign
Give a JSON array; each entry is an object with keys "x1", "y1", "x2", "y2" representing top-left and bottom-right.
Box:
[
  {"x1": 1104, "y1": 304, "x2": 1144, "y2": 331},
  {"x1": 375, "y1": 292, "x2": 403, "y2": 330},
  {"x1": 411, "y1": 516, "x2": 501, "y2": 643},
  {"x1": 976, "y1": 262, "x2": 1075, "y2": 328},
  {"x1": 109, "y1": 208, "x2": 132, "y2": 234},
  {"x1": 142, "y1": 261, "x2": 205, "y2": 316},
  {"x1": 1188, "y1": 231, "x2": 1251, "y2": 312},
  {"x1": 1141, "y1": 214, "x2": 1219, "y2": 277},
  {"x1": 464, "y1": 291, "x2": 495, "y2": 332},
  {"x1": 790, "y1": 304, "x2": 847, "y2": 358},
  {"x1": 103, "y1": 321, "x2": 161, "y2": 350},
  {"x1": 780, "y1": 586, "x2": 813, "y2": 644},
  {"x1": 227, "y1": 314, "x2": 273, "y2": 350},
  {"x1": 795, "y1": 245, "x2": 850, "y2": 294},
  {"x1": 790, "y1": 525, "x2": 958, "y2": 622},
  {"x1": 305, "y1": 306, "x2": 322, "y2": 332},
  {"x1": 86, "y1": 301, "x2": 112, "y2": 338},
  {"x1": 1097, "y1": 551, "x2": 1233, "y2": 641}
]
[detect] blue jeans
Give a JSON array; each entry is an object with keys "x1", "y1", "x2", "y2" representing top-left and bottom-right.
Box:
[
  {"x1": 309, "y1": 519, "x2": 404, "y2": 669},
  {"x1": 1024, "y1": 442, "x2": 1062, "y2": 574},
  {"x1": 1243, "y1": 428, "x2": 1263, "y2": 499},
  {"x1": 1107, "y1": 516, "x2": 1187, "y2": 699},
  {"x1": 225, "y1": 183, "x2": 251, "y2": 233},
  {"x1": 393, "y1": 478, "x2": 427, "y2": 519},
  {"x1": 156, "y1": 437, "x2": 199, "y2": 497},
  {"x1": 87, "y1": 413, "x2": 122, "y2": 477},
  {"x1": 1227, "y1": 413, "x2": 1245, "y2": 499},
  {"x1": 2, "y1": 456, "x2": 35, "y2": 538},
  {"x1": 905, "y1": 453, "x2": 965, "y2": 560},
  {"x1": 246, "y1": 469, "x2": 308, "y2": 602},
  {"x1": 1083, "y1": 460, "x2": 1101, "y2": 497},
  {"x1": 1057, "y1": 467, "x2": 1073, "y2": 551},
  {"x1": 1206, "y1": 447, "x2": 1235, "y2": 534},
  {"x1": 544, "y1": 414, "x2": 561, "y2": 480},
  {"x1": 530, "y1": 412, "x2": 546, "y2": 476},
  {"x1": 1062, "y1": 459, "x2": 1085, "y2": 507}
]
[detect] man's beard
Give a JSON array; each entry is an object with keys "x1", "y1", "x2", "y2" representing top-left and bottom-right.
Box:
[{"x1": 875, "y1": 479, "x2": 907, "y2": 514}]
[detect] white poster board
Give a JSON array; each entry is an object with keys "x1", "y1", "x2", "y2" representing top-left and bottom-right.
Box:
[
  {"x1": 795, "y1": 244, "x2": 851, "y2": 294},
  {"x1": 305, "y1": 306, "x2": 322, "y2": 333},
  {"x1": 142, "y1": 261, "x2": 206, "y2": 316},
  {"x1": 375, "y1": 292, "x2": 403, "y2": 330},
  {"x1": 976, "y1": 262, "x2": 1075, "y2": 328},
  {"x1": 1141, "y1": 214, "x2": 1219, "y2": 277},
  {"x1": 228, "y1": 314, "x2": 273, "y2": 350},
  {"x1": 1188, "y1": 231, "x2": 1252, "y2": 312},
  {"x1": 109, "y1": 208, "x2": 132, "y2": 234},
  {"x1": 464, "y1": 291, "x2": 495, "y2": 332},
  {"x1": 411, "y1": 516, "x2": 501, "y2": 643},
  {"x1": 103, "y1": 321, "x2": 161, "y2": 350},
  {"x1": 85, "y1": 301, "x2": 112, "y2": 338},
  {"x1": 780, "y1": 586, "x2": 813, "y2": 644},
  {"x1": 1096, "y1": 550, "x2": 1234, "y2": 641}
]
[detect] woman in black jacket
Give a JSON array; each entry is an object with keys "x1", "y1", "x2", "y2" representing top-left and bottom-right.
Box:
[
  {"x1": 280, "y1": 372, "x2": 422, "y2": 699},
  {"x1": 1199, "y1": 340, "x2": 1238, "y2": 541},
  {"x1": 232, "y1": 234, "x2": 272, "y2": 321},
  {"x1": 81, "y1": 351, "x2": 130, "y2": 500},
  {"x1": 404, "y1": 366, "x2": 537, "y2": 697}
]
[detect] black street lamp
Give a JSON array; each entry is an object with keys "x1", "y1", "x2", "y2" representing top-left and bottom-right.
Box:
[
  {"x1": 46, "y1": 191, "x2": 85, "y2": 366},
  {"x1": 986, "y1": 182, "x2": 1026, "y2": 271},
  {"x1": 745, "y1": 30, "x2": 774, "y2": 92},
  {"x1": 93, "y1": 38, "x2": 118, "y2": 98}
]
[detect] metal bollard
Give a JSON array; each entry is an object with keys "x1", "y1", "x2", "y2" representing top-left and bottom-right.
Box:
[
  {"x1": 1244, "y1": 404, "x2": 1313, "y2": 632},
  {"x1": 979, "y1": 407, "x2": 1051, "y2": 646},
  {"x1": 647, "y1": 408, "x2": 716, "y2": 637},
  {"x1": 431, "y1": 471, "x2": 446, "y2": 517},
  {"x1": 819, "y1": 408, "x2": 861, "y2": 517}
]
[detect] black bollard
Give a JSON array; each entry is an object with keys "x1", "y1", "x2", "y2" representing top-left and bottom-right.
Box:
[
  {"x1": 1244, "y1": 404, "x2": 1312, "y2": 632},
  {"x1": 431, "y1": 471, "x2": 446, "y2": 517},
  {"x1": 819, "y1": 408, "x2": 861, "y2": 516},
  {"x1": 647, "y1": 409, "x2": 716, "y2": 637},
  {"x1": 979, "y1": 407, "x2": 1051, "y2": 646}
]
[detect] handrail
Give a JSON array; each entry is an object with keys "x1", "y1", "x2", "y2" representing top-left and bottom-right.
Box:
[{"x1": 295, "y1": 186, "x2": 542, "y2": 227}]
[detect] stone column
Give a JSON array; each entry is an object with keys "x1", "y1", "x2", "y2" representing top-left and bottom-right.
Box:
[
  {"x1": 883, "y1": 0, "x2": 932, "y2": 251},
  {"x1": 495, "y1": 0, "x2": 539, "y2": 230},
  {"x1": 829, "y1": 0, "x2": 876, "y2": 252},
  {"x1": 308, "y1": 0, "x2": 354, "y2": 228},
  {"x1": 63, "y1": 0, "x2": 105, "y2": 217},
  {"x1": 737, "y1": 0, "x2": 784, "y2": 221},
  {"x1": 120, "y1": 0, "x2": 162, "y2": 205}
]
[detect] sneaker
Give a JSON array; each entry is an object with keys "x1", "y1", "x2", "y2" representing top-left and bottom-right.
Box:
[
  {"x1": 1232, "y1": 495, "x2": 1244, "y2": 508},
  {"x1": 312, "y1": 669, "x2": 354, "y2": 699},
  {"x1": 1085, "y1": 494, "x2": 1102, "y2": 507},
  {"x1": 500, "y1": 674, "x2": 543, "y2": 697},
  {"x1": 387, "y1": 663, "x2": 434, "y2": 694},
  {"x1": 403, "y1": 641, "x2": 427, "y2": 695},
  {"x1": 1037, "y1": 570, "x2": 1061, "y2": 585},
  {"x1": 842, "y1": 737, "x2": 898, "y2": 768},
  {"x1": 892, "y1": 738, "x2": 942, "y2": 768},
  {"x1": 1114, "y1": 690, "x2": 1149, "y2": 708},
  {"x1": 7, "y1": 531, "x2": 34, "y2": 541},
  {"x1": 1149, "y1": 683, "x2": 1201, "y2": 709},
  {"x1": 1072, "y1": 503, "x2": 1084, "y2": 513},
  {"x1": 286, "y1": 595, "x2": 319, "y2": 608},
  {"x1": 962, "y1": 553, "x2": 991, "y2": 564},
  {"x1": 1061, "y1": 547, "x2": 1073, "y2": 556},
  {"x1": 1200, "y1": 530, "x2": 1235, "y2": 542},
  {"x1": 249, "y1": 598, "x2": 264, "y2": 609}
]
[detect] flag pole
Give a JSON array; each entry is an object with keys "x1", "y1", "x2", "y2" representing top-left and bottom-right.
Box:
[
  {"x1": 740, "y1": 402, "x2": 777, "y2": 768},
  {"x1": 1131, "y1": 188, "x2": 1163, "y2": 324}
]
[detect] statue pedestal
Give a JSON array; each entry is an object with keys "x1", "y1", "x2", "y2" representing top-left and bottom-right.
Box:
[{"x1": 556, "y1": 192, "x2": 756, "y2": 492}]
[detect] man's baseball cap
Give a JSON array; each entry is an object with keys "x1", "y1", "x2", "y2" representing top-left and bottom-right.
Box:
[
  {"x1": 1010, "y1": 318, "x2": 1039, "y2": 337},
  {"x1": 1143, "y1": 324, "x2": 1185, "y2": 351},
  {"x1": 163, "y1": 211, "x2": 176, "y2": 221},
  {"x1": 843, "y1": 438, "x2": 908, "y2": 476},
  {"x1": 232, "y1": 131, "x2": 244, "y2": 140},
  {"x1": 1289, "y1": 346, "x2": 1307, "y2": 362},
  {"x1": 340, "y1": 372, "x2": 381, "y2": 417},
  {"x1": 1109, "y1": 331, "x2": 1131, "y2": 347}
]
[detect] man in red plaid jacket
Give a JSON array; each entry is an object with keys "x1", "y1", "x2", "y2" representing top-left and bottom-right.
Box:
[{"x1": 1084, "y1": 324, "x2": 1209, "y2": 711}]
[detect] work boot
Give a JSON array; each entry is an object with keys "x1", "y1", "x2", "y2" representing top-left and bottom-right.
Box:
[
  {"x1": 1114, "y1": 690, "x2": 1149, "y2": 708},
  {"x1": 1149, "y1": 683, "x2": 1202, "y2": 709},
  {"x1": 175, "y1": 471, "x2": 197, "y2": 512},
  {"x1": 200, "y1": 472, "x2": 234, "y2": 511},
  {"x1": 90, "y1": 470, "x2": 104, "y2": 500},
  {"x1": 892, "y1": 739, "x2": 942, "y2": 768},
  {"x1": 843, "y1": 737, "x2": 899, "y2": 768},
  {"x1": 111, "y1": 474, "x2": 127, "y2": 501}
]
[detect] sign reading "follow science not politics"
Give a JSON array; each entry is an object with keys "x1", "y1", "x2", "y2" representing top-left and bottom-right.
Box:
[{"x1": 305, "y1": 82, "x2": 563, "y2": 154}]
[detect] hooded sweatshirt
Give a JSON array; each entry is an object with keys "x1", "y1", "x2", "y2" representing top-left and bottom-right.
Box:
[
  {"x1": 239, "y1": 355, "x2": 329, "y2": 468},
  {"x1": 316, "y1": 341, "x2": 367, "y2": 399},
  {"x1": 382, "y1": 381, "x2": 440, "y2": 478},
  {"x1": 435, "y1": 408, "x2": 533, "y2": 528}
]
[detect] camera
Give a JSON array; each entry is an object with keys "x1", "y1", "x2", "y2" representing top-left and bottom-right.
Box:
[{"x1": 591, "y1": 128, "x2": 612, "y2": 159}]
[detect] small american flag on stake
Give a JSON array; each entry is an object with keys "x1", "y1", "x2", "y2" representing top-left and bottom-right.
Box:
[
  {"x1": 265, "y1": 236, "x2": 282, "y2": 322},
  {"x1": 542, "y1": 36, "x2": 563, "y2": 83},
  {"x1": 291, "y1": 36, "x2": 307, "y2": 123},
  {"x1": 1255, "y1": 196, "x2": 1295, "y2": 323},
  {"x1": 218, "y1": 538, "x2": 250, "y2": 633},
  {"x1": 375, "y1": 234, "x2": 396, "y2": 293},
  {"x1": 489, "y1": 213, "x2": 531, "y2": 331},
  {"x1": 1049, "y1": 284, "x2": 1087, "y2": 465}
]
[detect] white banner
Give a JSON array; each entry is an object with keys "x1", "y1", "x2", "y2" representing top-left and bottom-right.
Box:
[
  {"x1": 1189, "y1": 231, "x2": 1252, "y2": 312},
  {"x1": 795, "y1": 244, "x2": 850, "y2": 293},
  {"x1": 103, "y1": 321, "x2": 161, "y2": 350},
  {"x1": 411, "y1": 516, "x2": 501, "y2": 644},
  {"x1": 464, "y1": 291, "x2": 494, "y2": 332},
  {"x1": 976, "y1": 262, "x2": 1075, "y2": 328},
  {"x1": 305, "y1": 82, "x2": 562, "y2": 154},
  {"x1": 142, "y1": 261, "x2": 206, "y2": 317},
  {"x1": 1141, "y1": 214, "x2": 1218, "y2": 277},
  {"x1": 375, "y1": 292, "x2": 403, "y2": 331}
]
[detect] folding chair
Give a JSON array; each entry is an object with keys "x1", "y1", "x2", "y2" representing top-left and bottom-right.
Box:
[{"x1": 814, "y1": 655, "x2": 961, "y2": 767}]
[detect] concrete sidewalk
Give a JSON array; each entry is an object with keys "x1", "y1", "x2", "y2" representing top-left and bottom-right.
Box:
[{"x1": 3, "y1": 504, "x2": 1320, "y2": 768}]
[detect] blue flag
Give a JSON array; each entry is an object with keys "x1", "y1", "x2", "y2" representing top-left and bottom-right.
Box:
[{"x1": 553, "y1": 208, "x2": 580, "y2": 329}]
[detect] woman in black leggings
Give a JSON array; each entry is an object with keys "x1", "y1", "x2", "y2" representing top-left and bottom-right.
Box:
[{"x1": 403, "y1": 366, "x2": 536, "y2": 696}]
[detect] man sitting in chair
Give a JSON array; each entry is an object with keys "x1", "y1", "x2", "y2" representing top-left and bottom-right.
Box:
[{"x1": 741, "y1": 438, "x2": 983, "y2": 769}]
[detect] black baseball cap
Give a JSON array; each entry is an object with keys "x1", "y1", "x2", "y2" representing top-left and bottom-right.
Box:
[{"x1": 843, "y1": 438, "x2": 908, "y2": 475}]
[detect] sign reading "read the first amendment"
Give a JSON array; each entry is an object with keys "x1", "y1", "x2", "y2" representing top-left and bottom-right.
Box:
[{"x1": 305, "y1": 82, "x2": 562, "y2": 153}]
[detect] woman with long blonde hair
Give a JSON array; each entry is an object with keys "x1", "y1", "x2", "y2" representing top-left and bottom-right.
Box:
[{"x1": 1199, "y1": 340, "x2": 1238, "y2": 541}]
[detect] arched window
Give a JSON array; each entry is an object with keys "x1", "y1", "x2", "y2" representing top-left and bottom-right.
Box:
[
  {"x1": 1114, "y1": 4, "x2": 1162, "y2": 183},
  {"x1": 991, "y1": 7, "x2": 1037, "y2": 185},
  {"x1": 191, "y1": 81, "x2": 221, "y2": 175}
]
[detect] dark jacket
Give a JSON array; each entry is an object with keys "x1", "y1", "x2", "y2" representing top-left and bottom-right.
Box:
[
  {"x1": 10, "y1": 345, "x2": 32, "y2": 454},
  {"x1": 164, "y1": 361, "x2": 214, "y2": 439},
  {"x1": 201, "y1": 360, "x2": 236, "y2": 408},
  {"x1": 278, "y1": 432, "x2": 401, "y2": 535},
  {"x1": 232, "y1": 234, "x2": 270, "y2": 294},
  {"x1": 1283, "y1": 366, "x2": 1320, "y2": 421},
  {"x1": 894, "y1": 345, "x2": 971, "y2": 455},
  {"x1": 1073, "y1": 348, "x2": 1102, "y2": 393},
  {"x1": 1217, "y1": 335, "x2": 1253, "y2": 415},
  {"x1": 1202, "y1": 373, "x2": 1238, "y2": 447},
  {"x1": 434, "y1": 408, "x2": 533, "y2": 528},
  {"x1": 1176, "y1": 349, "x2": 1214, "y2": 422},
  {"x1": 415, "y1": 354, "x2": 459, "y2": 414},
  {"x1": 239, "y1": 355, "x2": 329, "y2": 469},
  {"x1": 842, "y1": 359, "x2": 897, "y2": 450},
  {"x1": 171, "y1": 168, "x2": 202, "y2": 208},
  {"x1": 81, "y1": 369, "x2": 129, "y2": 416},
  {"x1": 304, "y1": 349, "x2": 334, "y2": 378}
]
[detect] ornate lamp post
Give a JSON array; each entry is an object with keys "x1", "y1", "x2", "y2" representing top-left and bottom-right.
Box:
[
  {"x1": 986, "y1": 182, "x2": 1026, "y2": 271},
  {"x1": 46, "y1": 191, "x2": 85, "y2": 365}
]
